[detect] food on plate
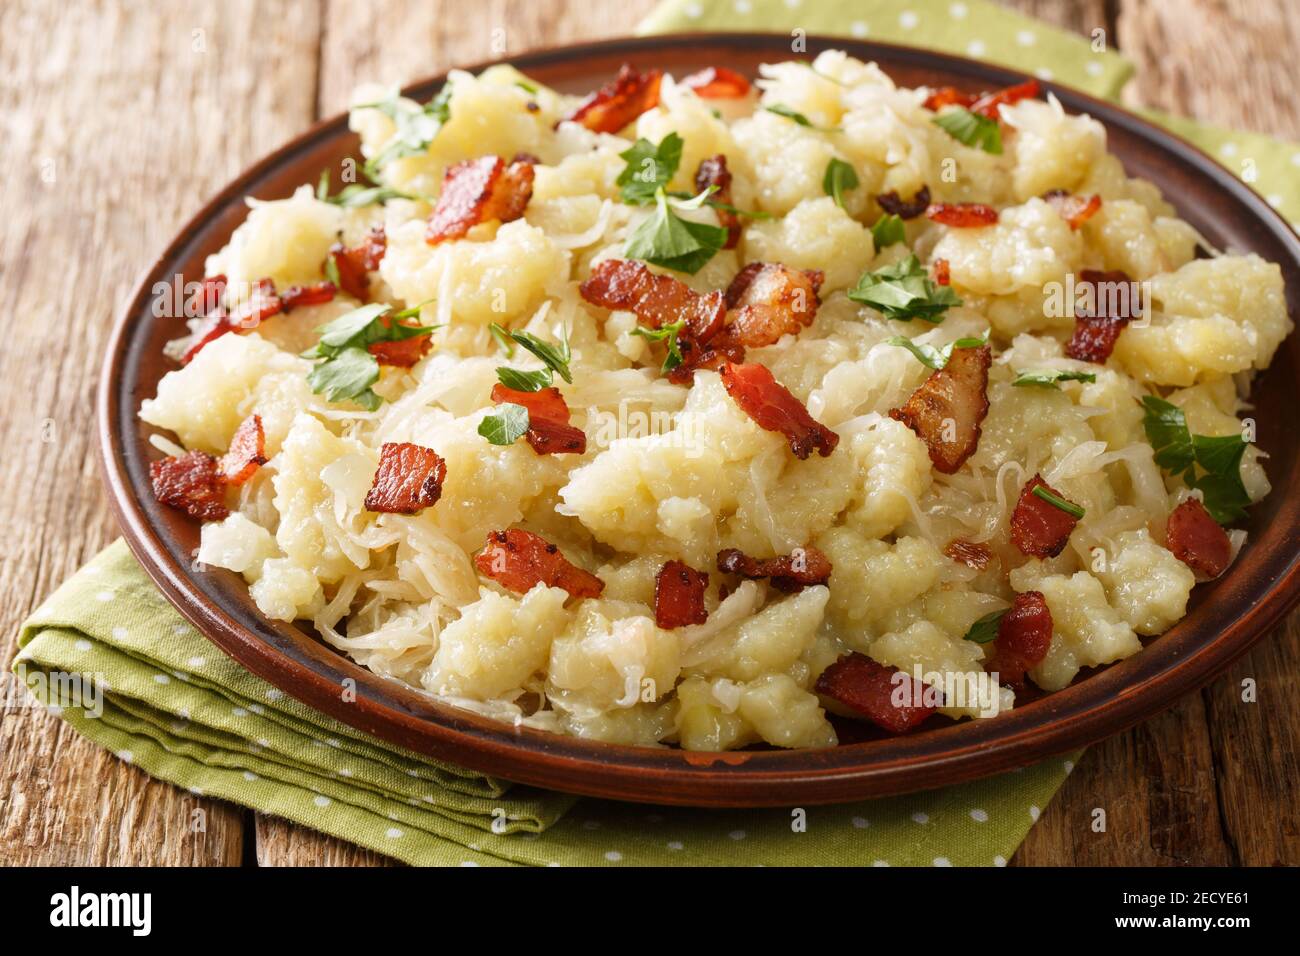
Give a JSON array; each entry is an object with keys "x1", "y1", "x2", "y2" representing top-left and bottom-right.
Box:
[{"x1": 140, "y1": 51, "x2": 1289, "y2": 750}]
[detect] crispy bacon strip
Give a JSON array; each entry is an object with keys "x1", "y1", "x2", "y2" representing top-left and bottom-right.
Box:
[
  {"x1": 876, "y1": 185, "x2": 931, "y2": 219},
  {"x1": 280, "y1": 280, "x2": 337, "y2": 312},
  {"x1": 330, "y1": 226, "x2": 387, "y2": 300},
  {"x1": 1042, "y1": 190, "x2": 1102, "y2": 230},
  {"x1": 944, "y1": 538, "x2": 992, "y2": 570},
  {"x1": 717, "y1": 545, "x2": 832, "y2": 593},
  {"x1": 182, "y1": 276, "x2": 284, "y2": 364},
  {"x1": 1166, "y1": 498, "x2": 1232, "y2": 579},
  {"x1": 923, "y1": 87, "x2": 977, "y2": 111},
  {"x1": 815, "y1": 653, "x2": 938, "y2": 734},
  {"x1": 720, "y1": 361, "x2": 839, "y2": 459},
  {"x1": 889, "y1": 345, "x2": 991, "y2": 474},
  {"x1": 718, "y1": 262, "x2": 823, "y2": 349},
  {"x1": 1010, "y1": 474, "x2": 1080, "y2": 558},
  {"x1": 363, "y1": 442, "x2": 447, "y2": 514},
  {"x1": 932, "y1": 258, "x2": 951, "y2": 286},
  {"x1": 1065, "y1": 269, "x2": 1139, "y2": 363},
  {"x1": 562, "y1": 64, "x2": 663, "y2": 134},
  {"x1": 491, "y1": 383, "x2": 587, "y2": 455},
  {"x1": 149, "y1": 451, "x2": 229, "y2": 521},
  {"x1": 654, "y1": 560, "x2": 709, "y2": 629},
  {"x1": 181, "y1": 310, "x2": 235, "y2": 365},
  {"x1": 681, "y1": 66, "x2": 751, "y2": 99},
  {"x1": 694, "y1": 154, "x2": 741, "y2": 248},
  {"x1": 368, "y1": 332, "x2": 432, "y2": 368},
  {"x1": 971, "y1": 78, "x2": 1041, "y2": 119},
  {"x1": 426, "y1": 156, "x2": 535, "y2": 245},
  {"x1": 666, "y1": 334, "x2": 746, "y2": 386},
  {"x1": 984, "y1": 591, "x2": 1053, "y2": 689},
  {"x1": 191, "y1": 274, "x2": 227, "y2": 316},
  {"x1": 926, "y1": 202, "x2": 999, "y2": 227},
  {"x1": 579, "y1": 258, "x2": 725, "y2": 341},
  {"x1": 475, "y1": 529, "x2": 605, "y2": 600},
  {"x1": 218, "y1": 414, "x2": 267, "y2": 485}
]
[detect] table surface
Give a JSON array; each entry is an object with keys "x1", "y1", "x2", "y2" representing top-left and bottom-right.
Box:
[{"x1": 2, "y1": 0, "x2": 1297, "y2": 867}]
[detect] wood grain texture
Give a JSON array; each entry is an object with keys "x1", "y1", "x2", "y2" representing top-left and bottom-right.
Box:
[{"x1": 0, "y1": 0, "x2": 1296, "y2": 866}]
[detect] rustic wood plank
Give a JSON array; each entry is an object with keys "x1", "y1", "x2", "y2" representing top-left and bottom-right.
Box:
[
  {"x1": 0, "y1": 0, "x2": 323, "y2": 865},
  {"x1": 254, "y1": 814, "x2": 398, "y2": 866}
]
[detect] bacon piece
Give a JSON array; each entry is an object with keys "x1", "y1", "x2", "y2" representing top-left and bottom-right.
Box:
[
  {"x1": 876, "y1": 185, "x2": 931, "y2": 220},
  {"x1": 694, "y1": 154, "x2": 740, "y2": 249},
  {"x1": 1010, "y1": 474, "x2": 1080, "y2": 558},
  {"x1": 719, "y1": 362, "x2": 839, "y2": 459},
  {"x1": 681, "y1": 66, "x2": 751, "y2": 99},
  {"x1": 926, "y1": 202, "x2": 999, "y2": 227},
  {"x1": 330, "y1": 226, "x2": 388, "y2": 300},
  {"x1": 490, "y1": 383, "x2": 587, "y2": 455},
  {"x1": 563, "y1": 64, "x2": 662, "y2": 134},
  {"x1": 932, "y1": 258, "x2": 951, "y2": 286},
  {"x1": 1166, "y1": 498, "x2": 1232, "y2": 578},
  {"x1": 368, "y1": 332, "x2": 432, "y2": 368},
  {"x1": 218, "y1": 414, "x2": 267, "y2": 485},
  {"x1": 181, "y1": 309, "x2": 235, "y2": 365},
  {"x1": 363, "y1": 442, "x2": 447, "y2": 514},
  {"x1": 944, "y1": 538, "x2": 992, "y2": 570},
  {"x1": 984, "y1": 591, "x2": 1053, "y2": 689},
  {"x1": 226, "y1": 277, "x2": 283, "y2": 331},
  {"x1": 1041, "y1": 190, "x2": 1102, "y2": 230},
  {"x1": 279, "y1": 280, "x2": 337, "y2": 312},
  {"x1": 718, "y1": 262, "x2": 823, "y2": 349},
  {"x1": 971, "y1": 78, "x2": 1041, "y2": 119},
  {"x1": 149, "y1": 451, "x2": 229, "y2": 521},
  {"x1": 190, "y1": 274, "x2": 227, "y2": 316},
  {"x1": 815, "y1": 653, "x2": 938, "y2": 734},
  {"x1": 666, "y1": 335, "x2": 746, "y2": 386},
  {"x1": 654, "y1": 560, "x2": 709, "y2": 629},
  {"x1": 579, "y1": 258, "x2": 725, "y2": 341},
  {"x1": 1065, "y1": 269, "x2": 1139, "y2": 363},
  {"x1": 716, "y1": 545, "x2": 832, "y2": 593},
  {"x1": 426, "y1": 156, "x2": 535, "y2": 245},
  {"x1": 889, "y1": 344, "x2": 990, "y2": 474},
  {"x1": 923, "y1": 87, "x2": 977, "y2": 111},
  {"x1": 475, "y1": 529, "x2": 605, "y2": 600}
]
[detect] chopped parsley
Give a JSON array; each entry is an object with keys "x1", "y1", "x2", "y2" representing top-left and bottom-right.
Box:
[
  {"x1": 963, "y1": 608, "x2": 1007, "y2": 644},
  {"x1": 617, "y1": 133, "x2": 683, "y2": 205},
  {"x1": 932, "y1": 107, "x2": 1003, "y2": 154},
  {"x1": 488, "y1": 322, "x2": 572, "y2": 388},
  {"x1": 1012, "y1": 368, "x2": 1098, "y2": 389},
  {"x1": 764, "y1": 104, "x2": 840, "y2": 132},
  {"x1": 822, "y1": 158, "x2": 860, "y2": 209},
  {"x1": 478, "y1": 403, "x2": 530, "y2": 446},
  {"x1": 1032, "y1": 485, "x2": 1086, "y2": 520},
  {"x1": 303, "y1": 303, "x2": 435, "y2": 410},
  {"x1": 886, "y1": 334, "x2": 987, "y2": 370},
  {"x1": 870, "y1": 213, "x2": 906, "y2": 249},
  {"x1": 847, "y1": 254, "x2": 962, "y2": 322},
  {"x1": 625, "y1": 186, "x2": 729, "y2": 275},
  {"x1": 631, "y1": 321, "x2": 687, "y2": 372},
  {"x1": 316, "y1": 169, "x2": 413, "y2": 208},
  {"x1": 1141, "y1": 395, "x2": 1252, "y2": 524},
  {"x1": 359, "y1": 85, "x2": 453, "y2": 178}
]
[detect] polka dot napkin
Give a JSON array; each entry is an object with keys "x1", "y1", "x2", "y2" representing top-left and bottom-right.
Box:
[
  {"x1": 639, "y1": 0, "x2": 1300, "y2": 225},
  {"x1": 16, "y1": 540, "x2": 1073, "y2": 866}
]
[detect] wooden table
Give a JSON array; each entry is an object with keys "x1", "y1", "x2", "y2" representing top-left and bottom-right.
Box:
[{"x1": 1, "y1": 0, "x2": 1296, "y2": 866}]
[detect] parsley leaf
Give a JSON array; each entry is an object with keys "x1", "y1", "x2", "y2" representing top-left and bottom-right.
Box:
[
  {"x1": 764, "y1": 104, "x2": 840, "y2": 132},
  {"x1": 848, "y1": 254, "x2": 962, "y2": 322},
  {"x1": 488, "y1": 323, "x2": 573, "y2": 389},
  {"x1": 307, "y1": 348, "x2": 382, "y2": 411},
  {"x1": 489, "y1": 322, "x2": 516, "y2": 358},
  {"x1": 1141, "y1": 395, "x2": 1251, "y2": 524},
  {"x1": 870, "y1": 213, "x2": 906, "y2": 249},
  {"x1": 630, "y1": 321, "x2": 687, "y2": 372},
  {"x1": 496, "y1": 367, "x2": 553, "y2": 392},
  {"x1": 625, "y1": 187, "x2": 729, "y2": 275},
  {"x1": 359, "y1": 85, "x2": 453, "y2": 178},
  {"x1": 932, "y1": 107, "x2": 1003, "y2": 154},
  {"x1": 1032, "y1": 485, "x2": 1086, "y2": 520},
  {"x1": 617, "y1": 133, "x2": 683, "y2": 205},
  {"x1": 316, "y1": 168, "x2": 413, "y2": 208},
  {"x1": 303, "y1": 303, "x2": 436, "y2": 408},
  {"x1": 886, "y1": 334, "x2": 987, "y2": 370},
  {"x1": 963, "y1": 609, "x2": 1006, "y2": 644},
  {"x1": 478, "y1": 403, "x2": 530, "y2": 446},
  {"x1": 1012, "y1": 368, "x2": 1098, "y2": 389},
  {"x1": 822, "y1": 158, "x2": 860, "y2": 209}
]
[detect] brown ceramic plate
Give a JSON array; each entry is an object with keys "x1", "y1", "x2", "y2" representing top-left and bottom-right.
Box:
[{"x1": 99, "y1": 33, "x2": 1300, "y2": 807}]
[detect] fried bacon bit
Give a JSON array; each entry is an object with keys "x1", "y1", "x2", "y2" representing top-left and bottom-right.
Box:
[
  {"x1": 562, "y1": 64, "x2": 663, "y2": 134},
  {"x1": 363, "y1": 442, "x2": 447, "y2": 515},
  {"x1": 425, "y1": 155, "x2": 535, "y2": 246},
  {"x1": 579, "y1": 258, "x2": 725, "y2": 341},
  {"x1": 330, "y1": 226, "x2": 388, "y2": 300},
  {"x1": 984, "y1": 591, "x2": 1053, "y2": 689},
  {"x1": 192, "y1": 274, "x2": 227, "y2": 315},
  {"x1": 815, "y1": 653, "x2": 938, "y2": 734},
  {"x1": 971, "y1": 78, "x2": 1041, "y2": 119},
  {"x1": 181, "y1": 310, "x2": 235, "y2": 365},
  {"x1": 719, "y1": 361, "x2": 839, "y2": 459},
  {"x1": 491, "y1": 383, "x2": 587, "y2": 455},
  {"x1": 279, "y1": 280, "x2": 337, "y2": 312},
  {"x1": 1065, "y1": 269, "x2": 1138, "y2": 363},
  {"x1": 182, "y1": 276, "x2": 284, "y2": 364},
  {"x1": 510, "y1": 151, "x2": 542, "y2": 166},
  {"x1": 654, "y1": 560, "x2": 710, "y2": 629},
  {"x1": 932, "y1": 258, "x2": 951, "y2": 286},
  {"x1": 667, "y1": 333, "x2": 747, "y2": 386},
  {"x1": 1166, "y1": 498, "x2": 1232, "y2": 579},
  {"x1": 218, "y1": 415, "x2": 267, "y2": 485},
  {"x1": 719, "y1": 262, "x2": 824, "y2": 349},
  {"x1": 717, "y1": 545, "x2": 832, "y2": 593},
  {"x1": 889, "y1": 344, "x2": 991, "y2": 474},
  {"x1": 475, "y1": 529, "x2": 605, "y2": 600},
  {"x1": 681, "y1": 66, "x2": 751, "y2": 99},
  {"x1": 368, "y1": 331, "x2": 433, "y2": 368},
  {"x1": 1042, "y1": 189, "x2": 1102, "y2": 230},
  {"x1": 923, "y1": 87, "x2": 977, "y2": 111},
  {"x1": 944, "y1": 538, "x2": 992, "y2": 571},
  {"x1": 876, "y1": 185, "x2": 931, "y2": 220},
  {"x1": 926, "y1": 202, "x2": 999, "y2": 227},
  {"x1": 1010, "y1": 474, "x2": 1080, "y2": 558},
  {"x1": 149, "y1": 451, "x2": 229, "y2": 521},
  {"x1": 694, "y1": 155, "x2": 741, "y2": 249}
]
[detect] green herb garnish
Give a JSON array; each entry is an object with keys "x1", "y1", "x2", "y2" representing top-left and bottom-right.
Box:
[
  {"x1": 1012, "y1": 368, "x2": 1098, "y2": 389},
  {"x1": 488, "y1": 322, "x2": 573, "y2": 390},
  {"x1": 963, "y1": 608, "x2": 1007, "y2": 644},
  {"x1": 822, "y1": 158, "x2": 860, "y2": 210},
  {"x1": 624, "y1": 186, "x2": 728, "y2": 275},
  {"x1": 886, "y1": 334, "x2": 987, "y2": 370},
  {"x1": 847, "y1": 254, "x2": 962, "y2": 322},
  {"x1": 764, "y1": 104, "x2": 840, "y2": 132},
  {"x1": 617, "y1": 133, "x2": 683, "y2": 205},
  {"x1": 1141, "y1": 395, "x2": 1251, "y2": 524},
  {"x1": 303, "y1": 303, "x2": 436, "y2": 410},
  {"x1": 478, "y1": 403, "x2": 530, "y2": 446},
  {"x1": 630, "y1": 321, "x2": 687, "y2": 372},
  {"x1": 932, "y1": 107, "x2": 1003, "y2": 154},
  {"x1": 316, "y1": 169, "x2": 414, "y2": 208},
  {"x1": 359, "y1": 85, "x2": 453, "y2": 178},
  {"x1": 1032, "y1": 485, "x2": 1086, "y2": 520},
  {"x1": 870, "y1": 213, "x2": 906, "y2": 249}
]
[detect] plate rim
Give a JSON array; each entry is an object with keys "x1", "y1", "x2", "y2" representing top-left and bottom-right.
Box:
[{"x1": 98, "y1": 31, "x2": 1300, "y2": 807}]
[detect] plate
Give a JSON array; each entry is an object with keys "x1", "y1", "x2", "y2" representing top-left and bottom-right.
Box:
[{"x1": 98, "y1": 33, "x2": 1300, "y2": 806}]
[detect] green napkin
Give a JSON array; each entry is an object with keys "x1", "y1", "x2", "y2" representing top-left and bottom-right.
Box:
[{"x1": 16, "y1": 541, "x2": 1073, "y2": 866}]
